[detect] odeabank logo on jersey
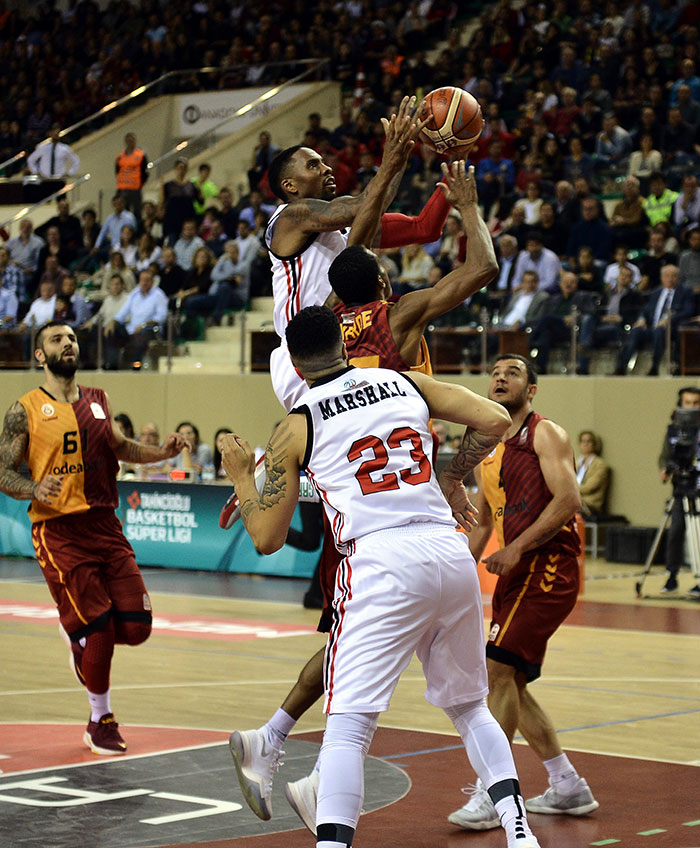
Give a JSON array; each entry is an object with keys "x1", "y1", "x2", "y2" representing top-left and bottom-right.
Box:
[{"x1": 51, "y1": 458, "x2": 106, "y2": 476}]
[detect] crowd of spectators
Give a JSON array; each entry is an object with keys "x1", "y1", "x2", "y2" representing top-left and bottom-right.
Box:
[{"x1": 2, "y1": 0, "x2": 700, "y2": 374}]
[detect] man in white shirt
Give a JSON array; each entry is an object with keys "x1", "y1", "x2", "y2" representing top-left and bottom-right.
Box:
[
  {"x1": 603, "y1": 246, "x2": 642, "y2": 290},
  {"x1": 512, "y1": 232, "x2": 562, "y2": 293},
  {"x1": 104, "y1": 269, "x2": 168, "y2": 369},
  {"x1": 26, "y1": 125, "x2": 80, "y2": 180},
  {"x1": 20, "y1": 281, "x2": 57, "y2": 328},
  {"x1": 500, "y1": 270, "x2": 551, "y2": 329}
]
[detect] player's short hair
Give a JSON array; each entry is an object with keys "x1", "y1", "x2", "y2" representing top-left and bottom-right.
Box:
[
  {"x1": 268, "y1": 145, "x2": 302, "y2": 201},
  {"x1": 494, "y1": 353, "x2": 538, "y2": 385},
  {"x1": 286, "y1": 305, "x2": 342, "y2": 364},
  {"x1": 328, "y1": 245, "x2": 380, "y2": 305},
  {"x1": 35, "y1": 320, "x2": 73, "y2": 351}
]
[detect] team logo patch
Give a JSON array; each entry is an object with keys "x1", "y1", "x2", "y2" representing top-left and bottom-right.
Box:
[
  {"x1": 343, "y1": 378, "x2": 357, "y2": 389},
  {"x1": 41, "y1": 403, "x2": 55, "y2": 417},
  {"x1": 143, "y1": 593, "x2": 152, "y2": 611},
  {"x1": 90, "y1": 402, "x2": 106, "y2": 420},
  {"x1": 488, "y1": 623, "x2": 500, "y2": 642}
]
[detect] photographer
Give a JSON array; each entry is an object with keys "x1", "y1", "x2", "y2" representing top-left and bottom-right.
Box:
[{"x1": 658, "y1": 386, "x2": 700, "y2": 598}]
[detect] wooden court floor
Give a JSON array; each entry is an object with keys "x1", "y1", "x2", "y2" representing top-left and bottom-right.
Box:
[{"x1": 0, "y1": 555, "x2": 698, "y2": 848}]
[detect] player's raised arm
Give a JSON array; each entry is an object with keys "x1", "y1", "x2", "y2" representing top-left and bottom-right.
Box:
[
  {"x1": 106, "y1": 393, "x2": 186, "y2": 464},
  {"x1": 221, "y1": 415, "x2": 307, "y2": 555},
  {"x1": 390, "y1": 161, "x2": 498, "y2": 336},
  {"x1": 0, "y1": 401, "x2": 63, "y2": 503}
]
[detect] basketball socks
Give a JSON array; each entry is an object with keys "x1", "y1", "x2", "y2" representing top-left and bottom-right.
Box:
[
  {"x1": 543, "y1": 753, "x2": 579, "y2": 794},
  {"x1": 263, "y1": 708, "x2": 297, "y2": 750},
  {"x1": 316, "y1": 822, "x2": 355, "y2": 847},
  {"x1": 88, "y1": 689, "x2": 111, "y2": 722},
  {"x1": 490, "y1": 779, "x2": 537, "y2": 845}
]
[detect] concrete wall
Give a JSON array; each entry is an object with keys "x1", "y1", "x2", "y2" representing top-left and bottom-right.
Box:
[{"x1": 1, "y1": 370, "x2": 691, "y2": 527}]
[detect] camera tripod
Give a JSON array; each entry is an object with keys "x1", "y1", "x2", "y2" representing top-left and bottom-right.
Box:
[{"x1": 635, "y1": 491, "x2": 700, "y2": 598}]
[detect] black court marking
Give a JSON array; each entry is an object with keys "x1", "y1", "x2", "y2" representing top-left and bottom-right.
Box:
[{"x1": 0, "y1": 739, "x2": 410, "y2": 847}]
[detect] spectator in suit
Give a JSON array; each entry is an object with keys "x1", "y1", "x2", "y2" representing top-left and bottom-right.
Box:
[
  {"x1": 528, "y1": 271, "x2": 589, "y2": 373},
  {"x1": 576, "y1": 431, "x2": 610, "y2": 517},
  {"x1": 638, "y1": 230, "x2": 678, "y2": 291},
  {"x1": 615, "y1": 265, "x2": 694, "y2": 375},
  {"x1": 553, "y1": 180, "x2": 580, "y2": 232},
  {"x1": 512, "y1": 231, "x2": 562, "y2": 293},
  {"x1": 567, "y1": 196, "x2": 614, "y2": 264},
  {"x1": 493, "y1": 234, "x2": 519, "y2": 296},
  {"x1": 578, "y1": 265, "x2": 642, "y2": 374},
  {"x1": 678, "y1": 229, "x2": 700, "y2": 289},
  {"x1": 499, "y1": 270, "x2": 550, "y2": 329}
]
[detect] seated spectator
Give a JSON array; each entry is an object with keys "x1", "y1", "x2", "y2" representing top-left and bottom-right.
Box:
[
  {"x1": 356, "y1": 150, "x2": 378, "y2": 191},
  {"x1": 91, "y1": 250, "x2": 136, "y2": 300},
  {"x1": 216, "y1": 187, "x2": 239, "y2": 238},
  {"x1": 476, "y1": 138, "x2": 515, "y2": 218},
  {"x1": 168, "y1": 421, "x2": 213, "y2": 475},
  {"x1": 661, "y1": 107, "x2": 695, "y2": 164},
  {"x1": 546, "y1": 86, "x2": 581, "y2": 141},
  {"x1": 71, "y1": 209, "x2": 101, "y2": 274},
  {"x1": 213, "y1": 427, "x2": 234, "y2": 480},
  {"x1": 498, "y1": 204, "x2": 531, "y2": 250},
  {"x1": 0, "y1": 266, "x2": 19, "y2": 326},
  {"x1": 436, "y1": 213, "x2": 464, "y2": 274},
  {"x1": 118, "y1": 223, "x2": 138, "y2": 269},
  {"x1": 173, "y1": 219, "x2": 205, "y2": 271},
  {"x1": 0, "y1": 247, "x2": 24, "y2": 309},
  {"x1": 238, "y1": 189, "x2": 276, "y2": 229},
  {"x1": 637, "y1": 230, "x2": 678, "y2": 291},
  {"x1": 92, "y1": 194, "x2": 137, "y2": 260},
  {"x1": 158, "y1": 246, "x2": 187, "y2": 300},
  {"x1": 571, "y1": 246, "x2": 604, "y2": 292},
  {"x1": 19, "y1": 281, "x2": 57, "y2": 329},
  {"x1": 114, "y1": 413, "x2": 135, "y2": 440},
  {"x1": 136, "y1": 422, "x2": 169, "y2": 478},
  {"x1": 538, "y1": 201, "x2": 570, "y2": 256},
  {"x1": 513, "y1": 180, "x2": 543, "y2": 225},
  {"x1": 36, "y1": 198, "x2": 82, "y2": 262},
  {"x1": 627, "y1": 133, "x2": 662, "y2": 182},
  {"x1": 539, "y1": 136, "x2": 565, "y2": 187},
  {"x1": 204, "y1": 218, "x2": 227, "y2": 258},
  {"x1": 528, "y1": 271, "x2": 589, "y2": 373},
  {"x1": 209, "y1": 241, "x2": 250, "y2": 312},
  {"x1": 38, "y1": 225, "x2": 72, "y2": 273},
  {"x1": 178, "y1": 245, "x2": 216, "y2": 313},
  {"x1": 492, "y1": 234, "x2": 519, "y2": 296},
  {"x1": 6, "y1": 219, "x2": 44, "y2": 303},
  {"x1": 615, "y1": 265, "x2": 693, "y2": 375},
  {"x1": 576, "y1": 431, "x2": 610, "y2": 517},
  {"x1": 499, "y1": 270, "x2": 550, "y2": 329},
  {"x1": 594, "y1": 111, "x2": 633, "y2": 166},
  {"x1": 135, "y1": 232, "x2": 162, "y2": 274},
  {"x1": 603, "y1": 246, "x2": 642, "y2": 290},
  {"x1": 553, "y1": 180, "x2": 580, "y2": 233},
  {"x1": 192, "y1": 163, "x2": 219, "y2": 217},
  {"x1": 140, "y1": 200, "x2": 164, "y2": 244},
  {"x1": 578, "y1": 265, "x2": 642, "y2": 374},
  {"x1": 673, "y1": 175, "x2": 700, "y2": 242},
  {"x1": 572, "y1": 96, "x2": 603, "y2": 153},
  {"x1": 643, "y1": 172, "x2": 679, "y2": 227},
  {"x1": 104, "y1": 268, "x2": 168, "y2": 369},
  {"x1": 38, "y1": 255, "x2": 68, "y2": 292},
  {"x1": 60, "y1": 274, "x2": 88, "y2": 327},
  {"x1": 248, "y1": 131, "x2": 280, "y2": 193},
  {"x1": 654, "y1": 220, "x2": 680, "y2": 256},
  {"x1": 82, "y1": 274, "x2": 128, "y2": 331},
  {"x1": 563, "y1": 136, "x2": 596, "y2": 186},
  {"x1": 609, "y1": 177, "x2": 648, "y2": 252},
  {"x1": 234, "y1": 219, "x2": 261, "y2": 273},
  {"x1": 670, "y1": 59, "x2": 700, "y2": 106},
  {"x1": 676, "y1": 84, "x2": 700, "y2": 133},
  {"x1": 567, "y1": 196, "x2": 614, "y2": 264},
  {"x1": 54, "y1": 293, "x2": 75, "y2": 324},
  {"x1": 678, "y1": 229, "x2": 700, "y2": 290},
  {"x1": 396, "y1": 244, "x2": 435, "y2": 294},
  {"x1": 512, "y1": 231, "x2": 562, "y2": 293}
]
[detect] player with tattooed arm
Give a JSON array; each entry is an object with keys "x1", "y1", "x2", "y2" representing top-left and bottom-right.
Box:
[
  {"x1": 0, "y1": 321, "x2": 186, "y2": 754},
  {"x1": 221, "y1": 305, "x2": 540, "y2": 848}
]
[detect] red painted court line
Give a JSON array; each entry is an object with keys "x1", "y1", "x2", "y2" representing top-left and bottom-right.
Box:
[
  {"x1": 0, "y1": 600, "x2": 318, "y2": 641},
  {"x1": 0, "y1": 724, "x2": 228, "y2": 774}
]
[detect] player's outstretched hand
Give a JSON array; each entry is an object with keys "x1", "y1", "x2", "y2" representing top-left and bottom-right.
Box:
[
  {"x1": 439, "y1": 475, "x2": 478, "y2": 532},
  {"x1": 380, "y1": 95, "x2": 432, "y2": 170},
  {"x1": 161, "y1": 432, "x2": 188, "y2": 458},
  {"x1": 33, "y1": 474, "x2": 63, "y2": 505},
  {"x1": 437, "y1": 161, "x2": 477, "y2": 209},
  {"x1": 220, "y1": 433, "x2": 255, "y2": 484}
]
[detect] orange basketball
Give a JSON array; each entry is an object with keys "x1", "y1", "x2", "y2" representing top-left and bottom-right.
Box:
[{"x1": 419, "y1": 87, "x2": 484, "y2": 155}]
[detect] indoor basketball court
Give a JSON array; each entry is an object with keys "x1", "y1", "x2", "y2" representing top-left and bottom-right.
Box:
[{"x1": 1, "y1": 557, "x2": 698, "y2": 848}]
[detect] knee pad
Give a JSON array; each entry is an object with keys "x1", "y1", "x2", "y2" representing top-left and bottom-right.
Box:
[
  {"x1": 114, "y1": 615, "x2": 152, "y2": 646},
  {"x1": 324, "y1": 712, "x2": 379, "y2": 756},
  {"x1": 444, "y1": 698, "x2": 493, "y2": 736}
]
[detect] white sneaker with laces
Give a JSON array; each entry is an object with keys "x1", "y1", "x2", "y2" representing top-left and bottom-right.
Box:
[
  {"x1": 447, "y1": 781, "x2": 500, "y2": 830},
  {"x1": 525, "y1": 777, "x2": 599, "y2": 816},
  {"x1": 284, "y1": 770, "x2": 319, "y2": 835},
  {"x1": 229, "y1": 729, "x2": 283, "y2": 820}
]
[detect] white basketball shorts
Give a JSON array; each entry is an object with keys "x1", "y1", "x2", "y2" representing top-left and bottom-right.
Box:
[{"x1": 323, "y1": 523, "x2": 489, "y2": 715}]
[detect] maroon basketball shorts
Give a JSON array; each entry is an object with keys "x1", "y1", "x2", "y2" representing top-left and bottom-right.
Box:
[
  {"x1": 486, "y1": 548, "x2": 579, "y2": 681},
  {"x1": 32, "y1": 507, "x2": 152, "y2": 640}
]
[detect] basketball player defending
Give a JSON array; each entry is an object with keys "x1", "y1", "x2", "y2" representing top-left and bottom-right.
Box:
[
  {"x1": 443, "y1": 354, "x2": 599, "y2": 828},
  {"x1": 0, "y1": 321, "x2": 186, "y2": 754},
  {"x1": 222, "y1": 305, "x2": 541, "y2": 848},
  {"x1": 228, "y1": 160, "x2": 497, "y2": 830}
]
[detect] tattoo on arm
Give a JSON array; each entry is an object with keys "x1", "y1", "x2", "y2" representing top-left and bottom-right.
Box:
[
  {"x1": 442, "y1": 428, "x2": 501, "y2": 481},
  {"x1": 287, "y1": 197, "x2": 362, "y2": 232},
  {"x1": 239, "y1": 422, "x2": 293, "y2": 532},
  {"x1": 0, "y1": 402, "x2": 36, "y2": 500}
]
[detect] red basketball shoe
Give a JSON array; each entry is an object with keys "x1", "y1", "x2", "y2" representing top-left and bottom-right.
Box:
[{"x1": 84, "y1": 713, "x2": 127, "y2": 755}]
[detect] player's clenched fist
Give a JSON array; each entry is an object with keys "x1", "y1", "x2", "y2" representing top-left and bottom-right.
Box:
[{"x1": 220, "y1": 433, "x2": 255, "y2": 483}]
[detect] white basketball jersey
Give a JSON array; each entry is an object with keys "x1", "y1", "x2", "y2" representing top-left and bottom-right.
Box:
[
  {"x1": 266, "y1": 204, "x2": 349, "y2": 338},
  {"x1": 296, "y1": 366, "x2": 455, "y2": 551}
]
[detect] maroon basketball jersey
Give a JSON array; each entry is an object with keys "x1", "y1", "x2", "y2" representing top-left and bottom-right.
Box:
[{"x1": 333, "y1": 300, "x2": 410, "y2": 371}]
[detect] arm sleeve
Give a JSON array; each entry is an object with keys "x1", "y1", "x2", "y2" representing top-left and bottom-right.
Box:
[{"x1": 379, "y1": 184, "x2": 450, "y2": 248}]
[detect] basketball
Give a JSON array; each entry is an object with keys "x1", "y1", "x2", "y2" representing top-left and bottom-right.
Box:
[{"x1": 419, "y1": 87, "x2": 484, "y2": 155}]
